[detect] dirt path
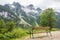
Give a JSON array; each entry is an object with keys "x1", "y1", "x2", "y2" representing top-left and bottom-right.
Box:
[{"x1": 16, "y1": 31, "x2": 60, "y2": 40}]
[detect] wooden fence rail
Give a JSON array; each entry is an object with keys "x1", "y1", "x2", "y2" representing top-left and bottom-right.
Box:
[{"x1": 30, "y1": 27, "x2": 52, "y2": 38}]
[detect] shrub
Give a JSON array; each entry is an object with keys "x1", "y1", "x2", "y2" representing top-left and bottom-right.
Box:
[
  {"x1": 6, "y1": 21, "x2": 15, "y2": 32},
  {"x1": 0, "y1": 19, "x2": 6, "y2": 34},
  {"x1": 0, "y1": 19, "x2": 28, "y2": 40},
  {"x1": 11, "y1": 28, "x2": 27, "y2": 38}
]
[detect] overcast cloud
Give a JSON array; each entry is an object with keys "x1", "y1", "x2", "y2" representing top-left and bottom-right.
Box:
[{"x1": 0, "y1": 0, "x2": 60, "y2": 10}]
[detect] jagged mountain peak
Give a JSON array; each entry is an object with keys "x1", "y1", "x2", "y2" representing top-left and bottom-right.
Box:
[
  {"x1": 0, "y1": 2, "x2": 42, "y2": 27},
  {"x1": 27, "y1": 4, "x2": 35, "y2": 10}
]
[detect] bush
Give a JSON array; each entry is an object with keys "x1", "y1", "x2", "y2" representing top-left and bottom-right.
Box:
[
  {"x1": 0, "y1": 34, "x2": 14, "y2": 40},
  {"x1": 0, "y1": 19, "x2": 28, "y2": 40},
  {"x1": 6, "y1": 21, "x2": 15, "y2": 32},
  {"x1": 0, "y1": 28, "x2": 28, "y2": 40},
  {"x1": 0, "y1": 19, "x2": 6, "y2": 34},
  {"x1": 11, "y1": 28, "x2": 27, "y2": 38}
]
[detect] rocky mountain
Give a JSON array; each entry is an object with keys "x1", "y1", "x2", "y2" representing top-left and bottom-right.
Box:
[
  {"x1": 0, "y1": 2, "x2": 42, "y2": 27},
  {"x1": 55, "y1": 12, "x2": 60, "y2": 28},
  {"x1": 0, "y1": 2, "x2": 60, "y2": 28}
]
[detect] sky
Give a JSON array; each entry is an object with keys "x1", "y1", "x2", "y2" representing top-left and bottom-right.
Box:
[{"x1": 0, "y1": 0, "x2": 60, "y2": 11}]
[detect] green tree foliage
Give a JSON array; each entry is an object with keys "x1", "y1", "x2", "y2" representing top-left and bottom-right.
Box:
[
  {"x1": 0, "y1": 19, "x2": 5, "y2": 28},
  {"x1": 0, "y1": 19, "x2": 28, "y2": 40},
  {"x1": 40, "y1": 8, "x2": 56, "y2": 28},
  {"x1": 0, "y1": 19, "x2": 6, "y2": 34},
  {"x1": 6, "y1": 21, "x2": 15, "y2": 32},
  {"x1": 0, "y1": 19, "x2": 16, "y2": 34}
]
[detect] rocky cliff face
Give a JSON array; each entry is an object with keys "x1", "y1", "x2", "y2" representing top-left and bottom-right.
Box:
[{"x1": 0, "y1": 2, "x2": 42, "y2": 27}]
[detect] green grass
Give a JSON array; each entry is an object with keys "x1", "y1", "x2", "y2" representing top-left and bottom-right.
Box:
[{"x1": 52, "y1": 28, "x2": 59, "y2": 31}]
